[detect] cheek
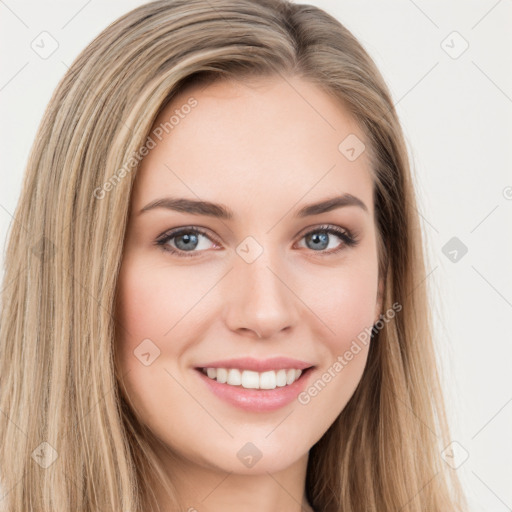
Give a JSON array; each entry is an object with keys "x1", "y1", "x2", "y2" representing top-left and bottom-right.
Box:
[
  {"x1": 305, "y1": 256, "x2": 379, "y2": 349},
  {"x1": 113, "y1": 258, "x2": 197, "y2": 430},
  {"x1": 114, "y1": 258, "x2": 178, "y2": 397},
  {"x1": 294, "y1": 254, "x2": 378, "y2": 407},
  {"x1": 113, "y1": 255, "x2": 224, "y2": 407},
  {"x1": 114, "y1": 255, "x2": 207, "y2": 353}
]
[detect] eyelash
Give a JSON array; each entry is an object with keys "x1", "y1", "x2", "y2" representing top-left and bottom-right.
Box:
[{"x1": 154, "y1": 224, "x2": 359, "y2": 258}]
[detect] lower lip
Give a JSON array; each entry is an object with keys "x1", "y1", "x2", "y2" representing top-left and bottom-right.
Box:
[{"x1": 195, "y1": 367, "x2": 315, "y2": 412}]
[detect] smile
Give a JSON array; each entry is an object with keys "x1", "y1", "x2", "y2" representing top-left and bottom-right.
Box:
[
  {"x1": 195, "y1": 366, "x2": 315, "y2": 412},
  {"x1": 199, "y1": 367, "x2": 304, "y2": 390}
]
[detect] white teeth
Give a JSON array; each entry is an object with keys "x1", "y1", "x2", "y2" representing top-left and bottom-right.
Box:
[
  {"x1": 216, "y1": 368, "x2": 228, "y2": 383},
  {"x1": 276, "y1": 369, "x2": 287, "y2": 387},
  {"x1": 227, "y1": 368, "x2": 242, "y2": 386},
  {"x1": 242, "y1": 370, "x2": 259, "y2": 389},
  {"x1": 259, "y1": 370, "x2": 276, "y2": 389},
  {"x1": 201, "y1": 367, "x2": 306, "y2": 389}
]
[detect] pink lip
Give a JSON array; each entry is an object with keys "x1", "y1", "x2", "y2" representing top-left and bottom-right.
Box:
[
  {"x1": 194, "y1": 356, "x2": 314, "y2": 372},
  {"x1": 194, "y1": 366, "x2": 316, "y2": 412}
]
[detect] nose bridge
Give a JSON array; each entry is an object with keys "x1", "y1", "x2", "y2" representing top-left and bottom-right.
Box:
[
  {"x1": 224, "y1": 241, "x2": 299, "y2": 338},
  {"x1": 241, "y1": 252, "x2": 285, "y2": 304}
]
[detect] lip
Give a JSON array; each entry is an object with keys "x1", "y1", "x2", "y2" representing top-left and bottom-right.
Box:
[
  {"x1": 194, "y1": 356, "x2": 314, "y2": 372},
  {"x1": 194, "y1": 365, "x2": 316, "y2": 412}
]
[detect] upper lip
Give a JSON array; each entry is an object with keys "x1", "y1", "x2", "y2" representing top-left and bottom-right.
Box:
[{"x1": 195, "y1": 356, "x2": 315, "y2": 372}]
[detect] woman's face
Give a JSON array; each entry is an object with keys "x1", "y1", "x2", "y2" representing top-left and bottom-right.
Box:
[{"x1": 115, "y1": 75, "x2": 382, "y2": 476}]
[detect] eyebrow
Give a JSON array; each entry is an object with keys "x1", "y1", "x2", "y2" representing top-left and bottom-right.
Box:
[{"x1": 138, "y1": 193, "x2": 368, "y2": 219}]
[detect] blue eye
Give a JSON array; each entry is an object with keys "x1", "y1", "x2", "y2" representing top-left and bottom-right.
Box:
[
  {"x1": 298, "y1": 225, "x2": 358, "y2": 253},
  {"x1": 155, "y1": 224, "x2": 358, "y2": 258},
  {"x1": 155, "y1": 226, "x2": 216, "y2": 258}
]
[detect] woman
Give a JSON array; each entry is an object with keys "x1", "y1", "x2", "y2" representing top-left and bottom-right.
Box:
[{"x1": 0, "y1": 0, "x2": 468, "y2": 510}]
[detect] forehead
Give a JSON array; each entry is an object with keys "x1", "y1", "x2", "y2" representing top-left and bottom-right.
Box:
[{"x1": 132, "y1": 75, "x2": 374, "y2": 218}]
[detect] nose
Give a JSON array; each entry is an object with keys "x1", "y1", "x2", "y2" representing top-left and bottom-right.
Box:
[{"x1": 222, "y1": 250, "x2": 300, "y2": 340}]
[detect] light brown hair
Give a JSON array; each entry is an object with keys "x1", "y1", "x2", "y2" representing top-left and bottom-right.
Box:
[{"x1": 0, "y1": 0, "x2": 468, "y2": 510}]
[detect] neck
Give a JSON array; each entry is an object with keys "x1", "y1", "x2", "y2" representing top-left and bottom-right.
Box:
[{"x1": 146, "y1": 440, "x2": 314, "y2": 512}]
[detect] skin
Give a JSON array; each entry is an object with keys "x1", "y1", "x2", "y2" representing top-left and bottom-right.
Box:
[{"x1": 114, "y1": 74, "x2": 383, "y2": 512}]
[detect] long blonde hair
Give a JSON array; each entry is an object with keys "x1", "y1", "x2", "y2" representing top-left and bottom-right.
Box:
[{"x1": 0, "y1": 0, "x2": 468, "y2": 510}]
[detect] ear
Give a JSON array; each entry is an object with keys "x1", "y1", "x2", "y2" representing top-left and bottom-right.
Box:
[{"x1": 374, "y1": 276, "x2": 384, "y2": 324}]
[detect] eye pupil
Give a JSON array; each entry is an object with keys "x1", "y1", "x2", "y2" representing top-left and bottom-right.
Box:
[
  {"x1": 158, "y1": 225, "x2": 353, "y2": 258},
  {"x1": 306, "y1": 232, "x2": 329, "y2": 250},
  {"x1": 175, "y1": 232, "x2": 199, "y2": 250}
]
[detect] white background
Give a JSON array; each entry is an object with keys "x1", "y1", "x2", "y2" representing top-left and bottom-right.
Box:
[{"x1": 1, "y1": 1, "x2": 511, "y2": 510}]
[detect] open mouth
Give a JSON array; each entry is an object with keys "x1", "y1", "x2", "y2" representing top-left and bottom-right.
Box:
[{"x1": 195, "y1": 366, "x2": 314, "y2": 391}]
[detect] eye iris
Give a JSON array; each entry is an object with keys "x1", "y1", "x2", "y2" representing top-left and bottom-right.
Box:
[
  {"x1": 175, "y1": 232, "x2": 199, "y2": 251},
  {"x1": 306, "y1": 231, "x2": 329, "y2": 250}
]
